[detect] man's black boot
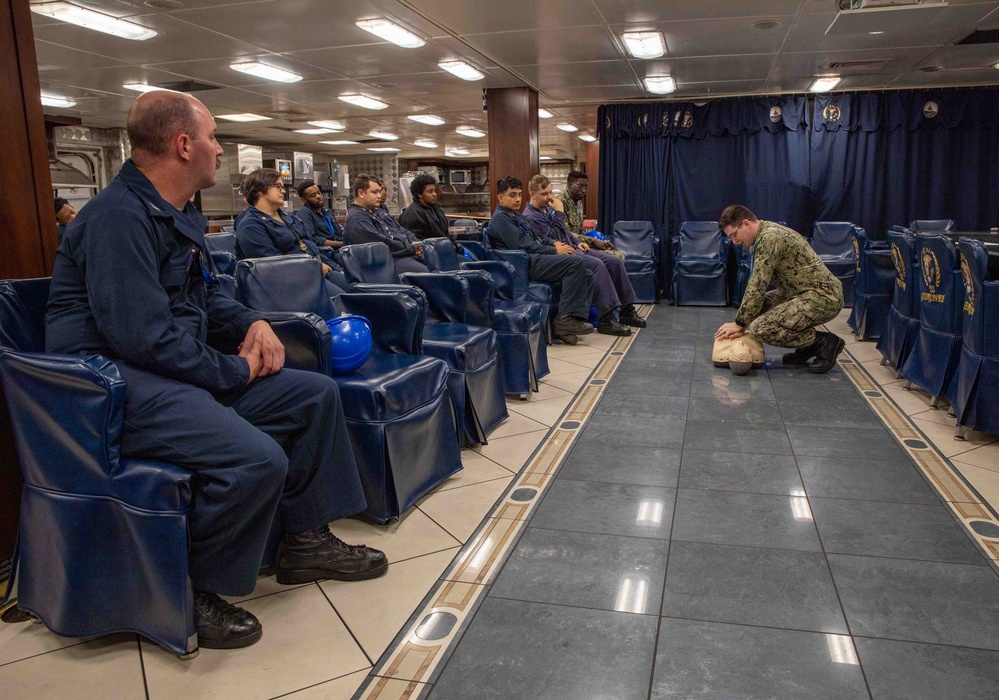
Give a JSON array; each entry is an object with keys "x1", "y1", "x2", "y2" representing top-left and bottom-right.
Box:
[
  {"x1": 194, "y1": 590, "x2": 262, "y2": 650},
  {"x1": 808, "y1": 331, "x2": 846, "y2": 374},
  {"x1": 782, "y1": 342, "x2": 818, "y2": 365},
  {"x1": 553, "y1": 314, "x2": 594, "y2": 341},
  {"x1": 596, "y1": 313, "x2": 631, "y2": 336},
  {"x1": 618, "y1": 304, "x2": 647, "y2": 328},
  {"x1": 276, "y1": 525, "x2": 388, "y2": 584}
]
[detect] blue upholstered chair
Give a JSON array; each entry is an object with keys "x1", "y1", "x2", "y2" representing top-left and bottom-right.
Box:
[
  {"x1": 953, "y1": 239, "x2": 999, "y2": 438},
  {"x1": 205, "y1": 232, "x2": 238, "y2": 276},
  {"x1": 910, "y1": 219, "x2": 956, "y2": 233},
  {"x1": 482, "y1": 223, "x2": 556, "y2": 345},
  {"x1": 877, "y1": 230, "x2": 921, "y2": 375},
  {"x1": 235, "y1": 256, "x2": 463, "y2": 522},
  {"x1": 848, "y1": 227, "x2": 895, "y2": 340},
  {"x1": 731, "y1": 242, "x2": 753, "y2": 305},
  {"x1": 611, "y1": 220, "x2": 659, "y2": 303},
  {"x1": 671, "y1": 221, "x2": 730, "y2": 306},
  {"x1": 900, "y1": 234, "x2": 965, "y2": 408},
  {"x1": 810, "y1": 222, "x2": 857, "y2": 308},
  {"x1": 422, "y1": 237, "x2": 549, "y2": 396},
  {"x1": 461, "y1": 240, "x2": 487, "y2": 261},
  {"x1": 220, "y1": 225, "x2": 235, "y2": 234},
  {"x1": 338, "y1": 242, "x2": 507, "y2": 445}
]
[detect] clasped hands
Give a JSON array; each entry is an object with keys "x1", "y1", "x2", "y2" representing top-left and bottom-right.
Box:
[{"x1": 238, "y1": 319, "x2": 285, "y2": 383}]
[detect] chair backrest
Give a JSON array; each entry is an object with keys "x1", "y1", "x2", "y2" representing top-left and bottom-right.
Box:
[
  {"x1": 421, "y1": 238, "x2": 461, "y2": 272},
  {"x1": 236, "y1": 255, "x2": 335, "y2": 319},
  {"x1": 334, "y1": 291, "x2": 423, "y2": 355},
  {"x1": 810, "y1": 222, "x2": 856, "y2": 257},
  {"x1": 461, "y1": 241, "x2": 487, "y2": 261},
  {"x1": 339, "y1": 242, "x2": 400, "y2": 285},
  {"x1": 910, "y1": 219, "x2": 955, "y2": 232},
  {"x1": 851, "y1": 226, "x2": 872, "y2": 272},
  {"x1": 958, "y1": 238, "x2": 992, "y2": 355},
  {"x1": 451, "y1": 218, "x2": 477, "y2": 228},
  {"x1": 915, "y1": 234, "x2": 962, "y2": 332},
  {"x1": 205, "y1": 232, "x2": 237, "y2": 256},
  {"x1": 612, "y1": 221, "x2": 656, "y2": 259},
  {"x1": 220, "y1": 225, "x2": 235, "y2": 234},
  {"x1": 887, "y1": 229, "x2": 917, "y2": 317},
  {"x1": 0, "y1": 277, "x2": 51, "y2": 352},
  {"x1": 677, "y1": 221, "x2": 726, "y2": 259}
]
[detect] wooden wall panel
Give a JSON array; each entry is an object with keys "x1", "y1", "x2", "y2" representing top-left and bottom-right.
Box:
[
  {"x1": 585, "y1": 141, "x2": 599, "y2": 225},
  {"x1": 486, "y1": 87, "x2": 539, "y2": 207}
]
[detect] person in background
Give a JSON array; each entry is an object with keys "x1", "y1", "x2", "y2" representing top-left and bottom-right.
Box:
[
  {"x1": 295, "y1": 180, "x2": 344, "y2": 254},
  {"x1": 399, "y1": 174, "x2": 449, "y2": 240},
  {"x1": 556, "y1": 171, "x2": 623, "y2": 261},
  {"x1": 343, "y1": 175, "x2": 428, "y2": 274},
  {"x1": 54, "y1": 197, "x2": 77, "y2": 241}
]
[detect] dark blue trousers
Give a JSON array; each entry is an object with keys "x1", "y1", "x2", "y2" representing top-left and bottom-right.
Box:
[
  {"x1": 117, "y1": 364, "x2": 366, "y2": 596},
  {"x1": 583, "y1": 250, "x2": 638, "y2": 317},
  {"x1": 527, "y1": 253, "x2": 593, "y2": 318}
]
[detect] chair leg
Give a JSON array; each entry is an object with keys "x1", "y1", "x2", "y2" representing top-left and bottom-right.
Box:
[
  {"x1": 879, "y1": 357, "x2": 887, "y2": 366},
  {"x1": 903, "y1": 380, "x2": 912, "y2": 391},
  {"x1": 947, "y1": 409, "x2": 956, "y2": 419},
  {"x1": 956, "y1": 425, "x2": 970, "y2": 441},
  {"x1": 930, "y1": 395, "x2": 945, "y2": 409}
]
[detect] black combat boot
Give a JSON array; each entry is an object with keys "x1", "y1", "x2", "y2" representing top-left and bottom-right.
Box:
[
  {"x1": 194, "y1": 590, "x2": 262, "y2": 649},
  {"x1": 553, "y1": 314, "x2": 594, "y2": 344},
  {"x1": 597, "y1": 313, "x2": 631, "y2": 336},
  {"x1": 782, "y1": 341, "x2": 819, "y2": 365},
  {"x1": 807, "y1": 332, "x2": 846, "y2": 374},
  {"x1": 276, "y1": 525, "x2": 388, "y2": 584},
  {"x1": 618, "y1": 304, "x2": 647, "y2": 328}
]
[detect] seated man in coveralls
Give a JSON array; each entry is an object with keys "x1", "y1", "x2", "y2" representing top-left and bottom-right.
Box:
[
  {"x1": 295, "y1": 179, "x2": 344, "y2": 254},
  {"x1": 45, "y1": 91, "x2": 387, "y2": 651},
  {"x1": 342, "y1": 174, "x2": 428, "y2": 275}
]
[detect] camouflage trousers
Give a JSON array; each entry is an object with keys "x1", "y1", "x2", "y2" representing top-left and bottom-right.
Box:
[{"x1": 747, "y1": 289, "x2": 842, "y2": 349}]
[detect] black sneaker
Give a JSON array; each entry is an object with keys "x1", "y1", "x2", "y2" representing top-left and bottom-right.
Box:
[
  {"x1": 276, "y1": 526, "x2": 388, "y2": 584},
  {"x1": 808, "y1": 332, "x2": 846, "y2": 374},
  {"x1": 782, "y1": 343, "x2": 818, "y2": 365},
  {"x1": 618, "y1": 305, "x2": 647, "y2": 328},
  {"x1": 552, "y1": 314, "x2": 595, "y2": 338},
  {"x1": 596, "y1": 316, "x2": 632, "y2": 336},
  {"x1": 193, "y1": 591, "x2": 262, "y2": 650}
]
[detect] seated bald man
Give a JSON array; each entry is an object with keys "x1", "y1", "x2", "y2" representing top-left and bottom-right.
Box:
[
  {"x1": 46, "y1": 90, "x2": 386, "y2": 651},
  {"x1": 714, "y1": 205, "x2": 845, "y2": 374}
]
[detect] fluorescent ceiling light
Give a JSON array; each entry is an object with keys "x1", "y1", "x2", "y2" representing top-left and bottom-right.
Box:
[
  {"x1": 295, "y1": 128, "x2": 339, "y2": 135},
  {"x1": 994, "y1": 62, "x2": 999, "y2": 69},
  {"x1": 308, "y1": 120, "x2": 345, "y2": 131},
  {"x1": 456, "y1": 126, "x2": 485, "y2": 138},
  {"x1": 355, "y1": 18, "x2": 425, "y2": 48},
  {"x1": 579, "y1": 133, "x2": 597, "y2": 142},
  {"x1": 339, "y1": 94, "x2": 388, "y2": 110},
  {"x1": 216, "y1": 113, "x2": 271, "y2": 122},
  {"x1": 556, "y1": 123, "x2": 578, "y2": 132},
  {"x1": 319, "y1": 140, "x2": 358, "y2": 145},
  {"x1": 622, "y1": 31, "x2": 666, "y2": 59},
  {"x1": 30, "y1": 2, "x2": 157, "y2": 41},
  {"x1": 439, "y1": 60, "x2": 485, "y2": 81},
  {"x1": 369, "y1": 131, "x2": 399, "y2": 140},
  {"x1": 230, "y1": 61, "x2": 302, "y2": 83},
  {"x1": 40, "y1": 92, "x2": 76, "y2": 108},
  {"x1": 809, "y1": 75, "x2": 841, "y2": 93},
  {"x1": 540, "y1": 156, "x2": 552, "y2": 161},
  {"x1": 368, "y1": 147, "x2": 400, "y2": 152},
  {"x1": 413, "y1": 139, "x2": 438, "y2": 148},
  {"x1": 446, "y1": 147, "x2": 470, "y2": 155},
  {"x1": 538, "y1": 108, "x2": 554, "y2": 119},
  {"x1": 644, "y1": 76, "x2": 676, "y2": 94},
  {"x1": 409, "y1": 114, "x2": 445, "y2": 126},
  {"x1": 122, "y1": 82, "x2": 174, "y2": 93}
]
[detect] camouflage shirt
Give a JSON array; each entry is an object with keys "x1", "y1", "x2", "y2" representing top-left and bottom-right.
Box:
[
  {"x1": 558, "y1": 191, "x2": 585, "y2": 237},
  {"x1": 736, "y1": 220, "x2": 844, "y2": 327}
]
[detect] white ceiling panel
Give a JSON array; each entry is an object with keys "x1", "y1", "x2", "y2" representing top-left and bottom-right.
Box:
[
  {"x1": 674, "y1": 79, "x2": 771, "y2": 97},
  {"x1": 893, "y1": 64, "x2": 999, "y2": 86},
  {"x1": 512, "y1": 61, "x2": 639, "y2": 89},
  {"x1": 139, "y1": 55, "x2": 341, "y2": 88},
  {"x1": 406, "y1": 0, "x2": 606, "y2": 35},
  {"x1": 542, "y1": 84, "x2": 648, "y2": 101},
  {"x1": 284, "y1": 45, "x2": 457, "y2": 79},
  {"x1": 921, "y1": 43, "x2": 999, "y2": 70},
  {"x1": 609, "y1": 17, "x2": 791, "y2": 58},
  {"x1": 34, "y1": 40, "x2": 128, "y2": 73},
  {"x1": 38, "y1": 65, "x2": 217, "y2": 95},
  {"x1": 633, "y1": 54, "x2": 777, "y2": 84},
  {"x1": 591, "y1": 0, "x2": 799, "y2": 24},
  {"x1": 770, "y1": 47, "x2": 937, "y2": 82},
  {"x1": 462, "y1": 27, "x2": 623, "y2": 67}
]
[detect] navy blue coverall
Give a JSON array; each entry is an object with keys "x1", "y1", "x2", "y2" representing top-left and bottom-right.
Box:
[
  {"x1": 343, "y1": 203, "x2": 428, "y2": 275},
  {"x1": 46, "y1": 160, "x2": 367, "y2": 596},
  {"x1": 487, "y1": 205, "x2": 593, "y2": 319},
  {"x1": 296, "y1": 205, "x2": 344, "y2": 248}
]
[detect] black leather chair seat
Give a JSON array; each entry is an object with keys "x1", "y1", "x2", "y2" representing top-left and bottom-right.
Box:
[
  {"x1": 492, "y1": 299, "x2": 542, "y2": 334},
  {"x1": 422, "y1": 322, "x2": 497, "y2": 370},
  {"x1": 334, "y1": 353, "x2": 449, "y2": 422}
]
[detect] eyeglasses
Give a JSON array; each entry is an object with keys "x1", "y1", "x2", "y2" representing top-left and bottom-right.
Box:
[
  {"x1": 725, "y1": 222, "x2": 743, "y2": 239},
  {"x1": 270, "y1": 183, "x2": 286, "y2": 192}
]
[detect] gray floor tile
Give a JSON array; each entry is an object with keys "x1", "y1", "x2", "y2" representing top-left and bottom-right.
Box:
[
  {"x1": 429, "y1": 598, "x2": 657, "y2": 700},
  {"x1": 624, "y1": 343, "x2": 698, "y2": 363},
  {"x1": 856, "y1": 638, "x2": 999, "y2": 700},
  {"x1": 593, "y1": 393, "x2": 688, "y2": 420},
  {"x1": 491, "y1": 528, "x2": 668, "y2": 614},
  {"x1": 577, "y1": 414, "x2": 686, "y2": 448},
  {"x1": 531, "y1": 479, "x2": 674, "y2": 539},
  {"x1": 602, "y1": 370, "x2": 691, "y2": 397},
  {"x1": 662, "y1": 541, "x2": 848, "y2": 633},
  {"x1": 778, "y1": 396, "x2": 882, "y2": 429},
  {"x1": 559, "y1": 442, "x2": 681, "y2": 488},
  {"x1": 686, "y1": 394, "x2": 784, "y2": 427},
  {"x1": 650, "y1": 618, "x2": 869, "y2": 700},
  {"x1": 797, "y1": 456, "x2": 940, "y2": 504},
  {"x1": 688, "y1": 372, "x2": 777, "y2": 401},
  {"x1": 682, "y1": 418, "x2": 793, "y2": 455},
  {"x1": 679, "y1": 449, "x2": 803, "y2": 495},
  {"x1": 829, "y1": 554, "x2": 999, "y2": 650},
  {"x1": 672, "y1": 489, "x2": 822, "y2": 552},
  {"x1": 787, "y1": 425, "x2": 907, "y2": 460},
  {"x1": 811, "y1": 498, "x2": 985, "y2": 564}
]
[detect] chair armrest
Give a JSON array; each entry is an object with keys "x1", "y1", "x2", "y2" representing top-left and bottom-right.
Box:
[
  {"x1": 334, "y1": 292, "x2": 424, "y2": 355},
  {"x1": 487, "y1": 249, "x2": 531, "y2": 295},
  {"x1": 462, "y1": 260, "x2": 517, "y2": 301},
  {"x1": 453, "y1": 269, "x2": 495, "y2": 326},
  {"x1": 400, "y1": 272, "x2": 470, "y2": 324},
  {"x1": 267, "y1": 311, "x2": 332, "y2": 376}
]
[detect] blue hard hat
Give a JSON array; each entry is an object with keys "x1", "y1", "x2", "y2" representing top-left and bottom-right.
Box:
[
  {"x1": 588, "y1": 305, "x2": 599, "y2": 327},
  {"x1": 463, "y1": 249, "x2": 474, "y2": 260},
  {"x1": 325, "y1": 314, "x2": 373, "y2": 375},
  {"x1": 589, "y1": 230, "x2": 607, "y2": 241}
]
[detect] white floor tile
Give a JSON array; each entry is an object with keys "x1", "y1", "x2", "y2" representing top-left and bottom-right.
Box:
[
  {"x1": 277, "y1": 670, "x2": 370, "y2": 699},
  {"x1": 472, "y1": 429, "x2": 548, "y2": 472},
  {"x1": 560, "y1": 351, "x2": 609, "y2": 370},
  {"x1": 543, "y1": 369, "x2": 593, "y2": 394},
  {"x1": 847, "y1": 341, "x2": 883, "y2": 362},
  {"x1": 417, "y1": 478, "x2": 515, "y2": 542},
  {"x1": 951, "y1": 462, "x2": 999, "y2": 510},
  {"x1": 436, "y1": 450, "x2": 513, "y2": 492},
  {"x1": 488, "y1": 411, "x2": 548, "y2": 439},
  {"x1": 911, "y1": 416, "x2": 997, "y2": 458},
  {"x1": 947, "y1": 442, "x2": 999, "y2": 473},
  {"x1": 0, "y1": 615, "x2": 91, "y2": 666},
  {"x1": 328, "y1": 508, "x2": 460, "y2": 565},
  {"x1": 509, "y1": 395, "x2": 573, "y2": 427}
]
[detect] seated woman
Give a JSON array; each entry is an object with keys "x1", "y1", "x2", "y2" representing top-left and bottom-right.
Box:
[{"x1": 235, "y1": 169, "x2": 349, "y2": 293}]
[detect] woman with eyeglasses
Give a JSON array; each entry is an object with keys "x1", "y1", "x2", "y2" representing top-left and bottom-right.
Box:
[{"x1": 235, "y1": 168, "x2": 349, "y2": 293}]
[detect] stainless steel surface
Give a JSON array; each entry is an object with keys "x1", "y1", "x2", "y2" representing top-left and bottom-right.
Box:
[
  {"x1": 200, "y1": 142, "x2": 263, "y2": 218},
  {"x1": 49, "y1": 159, "x2": 97, "y2": 189}
]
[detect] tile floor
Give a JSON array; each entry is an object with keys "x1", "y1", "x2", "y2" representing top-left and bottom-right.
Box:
[{"x1": 3, "y1": 306, "x2": 999, "y2": 699}]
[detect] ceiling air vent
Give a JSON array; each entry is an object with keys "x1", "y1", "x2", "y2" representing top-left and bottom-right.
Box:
[
  {"x1": 957, "y1": 29, "x2": 999, "y2": 45},
  {"x1": 157, "y1": 80, "x2": 220, "y2": 93},
  {"x1": 827, "y1": 59, "x2": 893, "y2": 73},
  {"x1": 258, "y1": 108, "x2": 311, "y2": 120}
]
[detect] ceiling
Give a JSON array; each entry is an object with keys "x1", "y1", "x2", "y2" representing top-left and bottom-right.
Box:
[{"x1": 31, "y1": 0, "x2": 999, "y2": 160}]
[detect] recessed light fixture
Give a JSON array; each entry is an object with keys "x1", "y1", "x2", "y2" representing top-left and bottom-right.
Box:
[
  {"x1": 409, "y1": 114, "x2": 446, "y2": 126},
  {"x1": 40, "y1": 92, "x2": 76, "y2": 108},
  {"x1": 339, "y1": 94, "x2": 389, "y2": 110},
  {"x1": 540, "y1": 156, "x2": 553, "y2": 161},
  {"x1": 308, "y1": 120, "x2": 345, "y2": 131},
  {"x1": 30, "y1": 2, "x2": 157, "y2": 40},
  {"x1": 752, "y1": 20, "x2": 782, "y2": 30},
  {"x1": 355, "y1": 18, "x2": 425, "y2": 48},
  {"x1": 439, "y1": 60, "x2": 485, "y2": 81},
  {"x1": 122, "y1": 82, "x2": 180, "y2": 93},
  {"x1": 868, "y1": 31, "x2": 885, "y2": 35},
  {"x1": 579, "y1": 133, "x2": 597, "y2": 142},
  {"x1": 456, "y1": 126, "x2": 485, "y2": 138},
  {"x1": 230, "y1": 61, "x2": 303, "y2": 83},
  {"x1": 294, "y1": 128, "x2": 339, "y2": 135},
  {"x1": 413, "y1": 139, "x2": 438, "y2": 148},
  {"x1": 369, "y1": 131, "x2": 399, "y2": 140},
  {"x1": 644, "y1": 76, "x2": 676, "y2": 94},
  {"x1": 446, "y1": 147, "x2": 470, "y2": 156},
  {"x1": 994, "y1": 62, "x2": 999, "y2": 69},
  {"x1": 622, "y1": 31, "x2": 666, "y2": 59},
  {"x1": 368, "y1": 147, "x2": 401, "y2": 152},
  {"x1": 556, "y1": 123, "x2": 578, "y2": 132},
  {"x1": 216, "y1": 113, "x2": 271, "y2": 122},
  {"x1": 538, "y1": 108, "x2": 554, "y2": 119},
  {"x1": 809, "y1": 75, "x2": 842, "y2": 93},
  {"x1": 319, "y1": 140, "x2": 358, "y2": 145}
]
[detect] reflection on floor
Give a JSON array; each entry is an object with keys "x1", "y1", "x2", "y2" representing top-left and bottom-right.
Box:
[{"x1": 3, "y1": 306, "x2": 999, "y2": 700}]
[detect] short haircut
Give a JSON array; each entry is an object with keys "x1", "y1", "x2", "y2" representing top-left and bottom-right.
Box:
[
  {"x1": 496, "y1": 176, "x2": 522, "y2": 194},
  {"x1": 718, "y1": 205, "x2": 758, "y2": 229},
  {"x1": 527, "y1": 174, "x2": 550, "y2": 193},
  {"x1": 352, "y1": 174, "x2": 375, "y2": 198},
  {"x1": 296, "y1": 179, "x2": 318, "y2": 198},
  {"x1": 126, "y1": 95, "x2": 199, "y2": 158},
  {"x1": 567, "y1": 170, "x2": 588, "y2": 185},
  {"x1": 241, "y1": 168, "x2": 282, "y2": 206},
  {"x1": 410, "y1": 173, "x2": 438, "y2": 199},
  {"x1": 54, "y1": 197, "x2": 69, "y2": 214}
]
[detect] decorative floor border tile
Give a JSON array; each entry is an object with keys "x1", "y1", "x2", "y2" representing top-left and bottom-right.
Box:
[{"x1": 352, "y1": 305, "x2": 654, "y2": 699}]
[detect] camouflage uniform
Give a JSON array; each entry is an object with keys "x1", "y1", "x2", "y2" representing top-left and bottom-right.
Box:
[
  {"x1": 557, "y1": 191, "x2": 626, "y2": 262},
  {"x1": 736, "y1": 221, "x2": 844, "y2": 348}
]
